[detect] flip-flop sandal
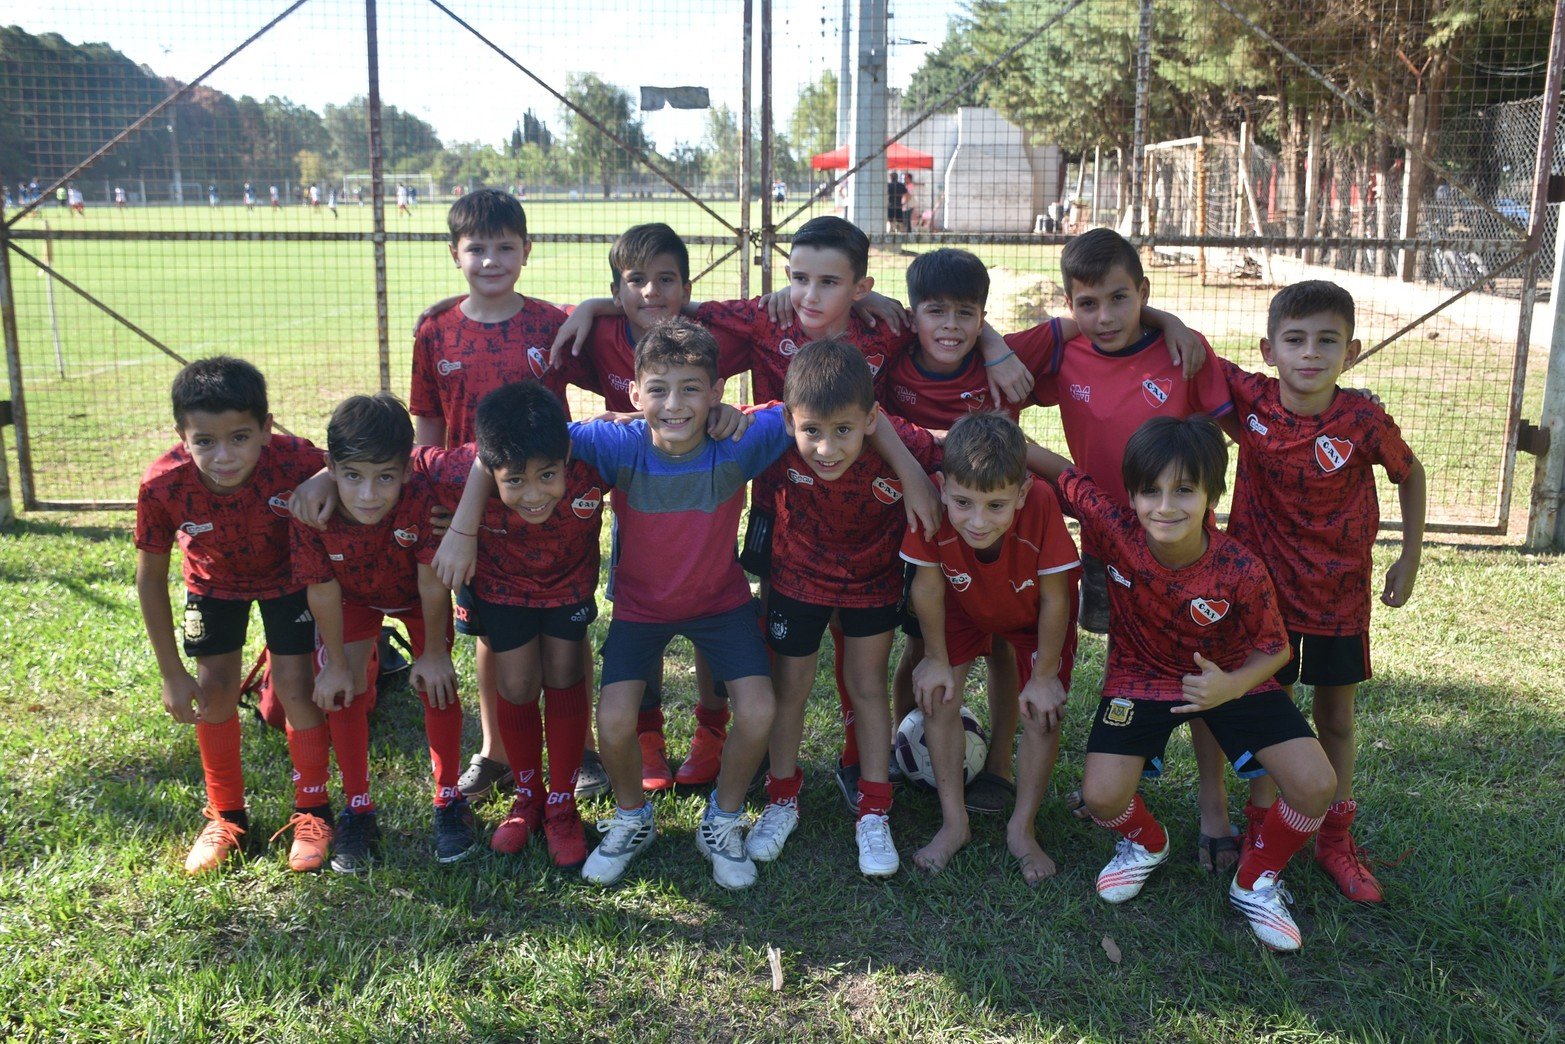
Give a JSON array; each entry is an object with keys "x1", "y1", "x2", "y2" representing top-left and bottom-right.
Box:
[
  {"x1": 963, "y1": 771, "x2": 1016, "y2": 815},
  {"x1": 1198, "y1": 827, "x2": 1241, "y2": 874}
]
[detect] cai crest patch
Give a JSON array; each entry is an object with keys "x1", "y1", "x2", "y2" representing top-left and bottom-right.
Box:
[
  {"x1": 1141, "y1": 377, "x2": 1172, "y2": 408},
  {"x1": 571, "y1": 487, "x2": 603, "y2": 518},
  {"x1": 1314, "y1": 435, "x2": 1353, "y2": 473},
  {"x1": 871, "y1": 477, "x2": 902, "y2": 504},
  {"x1": 393, "y1": 527, "x2": 419, "y2": 547},
  {"x1": 1189, "y1": 597, "x2": 1231, "y2": 626}
]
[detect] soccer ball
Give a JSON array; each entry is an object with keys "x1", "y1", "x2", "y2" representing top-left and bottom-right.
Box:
[{"x1": 893, "y1": 707, "x2": 990, "y2": 792}]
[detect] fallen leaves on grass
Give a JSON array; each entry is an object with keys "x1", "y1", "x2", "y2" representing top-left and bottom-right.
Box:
[{"x1": 1101, "y1": 936, "x2": 1122, "y2": 964}]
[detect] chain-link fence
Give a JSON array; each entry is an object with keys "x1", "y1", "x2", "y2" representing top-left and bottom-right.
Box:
[{"x1": 1, "y1": 0, "x2": 1558, "y2": 533}]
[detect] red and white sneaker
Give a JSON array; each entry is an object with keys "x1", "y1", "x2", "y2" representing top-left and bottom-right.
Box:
[
  {"x1": 1315, "y1": 833, "x2": 1385, "y2": 903},
  {"x1": 1095, "y1": 835, "x2": 1170, "y2": 904},
  {"x1": 491, "y1": 795, "x2": 544, "y2": 855},
  {"x1": 1230, "y1": 871, "x2": 1303, "y2": 952},
  {"x1": 543, "y1": 797, "x2": 587, "y2": 869},
  {"x1": 640, "y1": 729, "x2": 674, "y2": 792},
  {"x1": 674, "y1": 723, "x2": 726, "y2": 786}
]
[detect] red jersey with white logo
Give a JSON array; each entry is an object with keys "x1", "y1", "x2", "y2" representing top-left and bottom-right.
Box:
[
  {"x1": 772, "y1": 414, "x2": 942, "y2": 608},
  {"x1": 1222, "y1": 360, "x2": 1416, "y2": 635},
  {"x1": 882, "y1": 319, "x2": 1065, "y2": 426},
  {"x1": 135, "y1": 435, "x2": 325, "y2": 601},
  {"x1": 1034, "y1": 329, "x2": 1233, "y2": 508},
  {"x1": 571, "y1": 314, "x2": 754, "y2": 414},
  {"x1": 418, "y1": 445, "x2": 606, "y2": 608},
  {"x1": 900, "y1": 476, "x2": 1080, "y2": 636},
  {"x1": 290, "y1": 473, "x2": 440, "y2": 610},
  {"x1": 410, "y1": 297, "x2": 571, "y2": 446},
  {"x1": 1056, "y1": 467, "x2": 1288, "y2": 702}
]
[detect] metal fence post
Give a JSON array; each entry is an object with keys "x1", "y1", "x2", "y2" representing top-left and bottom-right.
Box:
[
  {"x1": 1528, "y1": 202, "x2": 1565, "y2": 549},
  {"x1": 740, "y1": 0, "x2": 753, "y2": 301},
  {"x1": 759, "y1": 0, "x2": 775, "y2": 296},
  {"x1": 0, "y1": 219, "x2": 35, "y2": 512},
  {"x1": 366, "y1": 0, "x2": 391, "y2": 393},
  {"x1": 1131, "y1": 0, "x2": 1153, "y2": 237}
]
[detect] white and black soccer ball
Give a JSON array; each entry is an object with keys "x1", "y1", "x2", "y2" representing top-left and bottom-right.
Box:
[{"x1": 893, "y1": 706, "x2": 989, "y2": 791}]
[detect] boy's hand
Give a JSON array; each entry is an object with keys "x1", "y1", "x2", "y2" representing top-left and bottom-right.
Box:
[
  {"x1": 761, "y1": 289, "x2": 795, "y2": 327},
  {"x1": 411, "y1": 652, "x2": 459, "y2": 710},
  {"x1": 1381, "y1": 553, "x2": 1420, "y2": 607},
  {"x1": 432, "y1": 530, "x2": 478, "y2": 590},
  {"x1": 428, "y1": 503, "x2": 451, "y2": 538},
  {"x1": 1346, "y1": 387, "x2": 1384, "y2": 407},
  {"x1": 854, "y1": 292, "x2": 908, "y2": 333},
  {"x1": 551, "y1": 306, "x2": 596, "y2": 366},
  {"x1": 912, "y1": 657, "x2": 957, "y2": 715},
  {"x1": 900, "y1": 470, "x2": 941, "y2": 541},
  {"x1": 1164, "y1": 320, "x2": 1206, "y2": 379},
  {"x1": 161, "y1": 668, "x2": 204, "y2": 725},
  {"x1": 413, "y1": 295, "x2": 464, "y2": 336},
  {"x1": 1019, "y1": 675, "x2": 1068, "y2": 733},
  {"x1": 985, "y1": 351, "x2": 1033, "y2": 407},
  {"x1": 707, "y1": 402, "x2": 753, "y2": 441},
  {"x1": 1173, "y1": 652, "x2": 1245, "y2": 713},
  {"x1": 288, "y1": 469, "x2": 337, "y2": 530},
  {"x1": 590, "y1": 410, "x2": 642, "y2": 425},
  {"x1": 313, "y1": 660, "x2": 356, "y2": 712}
]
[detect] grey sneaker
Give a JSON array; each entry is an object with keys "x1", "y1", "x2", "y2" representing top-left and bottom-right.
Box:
[
  {"x1": 743, "y1": 799, "x2": 799, "y2": 863},
  {"x1": 1230, "y1": 871, "x2": 1303, "y2": 952},
  {"x1": 696, "y1": 812, "x2": 758, "y2": 890},
  {"x1": 581, "y1": 806, "x2": 657, "y2": 886},
  {"x1": 575, "y1": 749, "x2": 612, "y2": 800}
]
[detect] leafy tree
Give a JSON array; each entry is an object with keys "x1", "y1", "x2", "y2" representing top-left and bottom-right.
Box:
[
  {"x1": 559, "y1": 73, "x2": 650, "y2": 198},
  {"x1": 789, "y1": 71, "x2": 838, "y2": 159},
  {"x1": 294, "y1": 149, "x2": 323, "y2": 188},
  {"x1": 902, "y1": 21, "x2": 987, "y2": 116}
]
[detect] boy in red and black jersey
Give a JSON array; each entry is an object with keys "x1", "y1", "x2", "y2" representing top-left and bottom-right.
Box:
[
  {"x1": 134, "y1": 356, "x2": 328, "y2": 875},
  {"x1": 1222, "y1": 281, "x2": 1426, "y2": 903},
  {"x1": 746, "y1": 340, "x2": 943, "y2": 878},
  {"x1": 290, "y1": 393, "x2": 463, "y2": 872},
  {"x1": 901, "y1": 413, "x2": 1080, "y2": 883},
  {"x1": 425, "y1": 381, "x2": 606, "y2": 870},
  {"x1": 1032, "y1": 415, "x2": 1337, "y2": 953}
]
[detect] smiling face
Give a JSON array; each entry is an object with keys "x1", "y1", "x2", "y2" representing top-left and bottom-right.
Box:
[
  {"x1": 450, "y1": 230, "x2": 531, "y2": 302},
  {"x1": 1130, "y1": 461, "x2": 1210, "y2": 567},
  {"x1": 179, "y1": 409, "x2": 272, "y2": 494},
  {"x1": 329, "y1": 456, "x2": 409, "y2": 526},
  {"x1": 941, "y1": 475, "x2": 1030, "y2": 552},
  {"x1": 630, "y1": 363, "x2": 723, "y2": 455},
  {"x1": 1261, "y1": 311, "x2": 1361, "y2": 414},
  {"x1": 911, "y1": 295, "x2": 986, "y2": 374},
  {"x1": 1066, "y1": 264, "x2": 1150, "y2": 354},
  {"x1": 786, "y1": 245, "x2": 872, "y2": 339},
  {"x1": 785, "y1": 403, "x2": 878, "y2": 481},
  {"x1": 494, "y1": 456, "x2": 568, "y2": 525},
  {"x1": 614, "y1": 252, "x2": 691, "y2": 340}
]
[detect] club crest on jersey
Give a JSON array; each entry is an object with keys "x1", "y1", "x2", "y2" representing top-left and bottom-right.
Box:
[
  {"x1": 941, "y1": 563, "x2": 972, "y2": 593},
  {"x1": 268, "y1": 493, "x2": 292, "y2": 517},
  {"x1": 1104, "y1": 697, "x2": 1134, "y2": 726},
  {"x1": 959, "y1": 389, "x2": 988, "y2": 411},
  {"x1": 1314, "y1": 435, "x2": 1353, "y2": 472},
  {"x1": 1141, "y1": 377, "x2": 1173, "y2": 408},
  {"x1": 179, "y1": 521, "x2": 214, "y2": 537},
  {"x1": 527, "y1": 346, "x2": 549, "y2": 377},
  {"x1": 1070, "y1": 383, "x2": 1091, "y2": 403},
  {"x1": 393, "y1": 527, "x2": 419, "y2": 547},
  {"x1": 572, "y1": 487, "x2": 603, "y2": 518},
  {"x1": 1246, "y1": 413, "x2": 1270, "y2": 437},
  {"x1": 895, "y1": 385, "x2": 917, "y2": 405},
  {"x1": 1189, "y1": 597, "x2": 1231, "y2": 626},
  {"x1": 1107, "y1": 564, "x2": 1132, "y2": 588},
  {"x1": 872, "y1": 476, "x2": 902, "y2": 504},
  {"x1": 779, "y1": 338, "x2": 800, "y2": 357},
  {"x1": 786, "y1": 467, "x2": 815, "y2": 486},
  {"x1": 864, "y1": 353, "x2": 885, "y2": 375},
  {"x1": 436, "y1": 358, "x2": 462, "y2": 376}
]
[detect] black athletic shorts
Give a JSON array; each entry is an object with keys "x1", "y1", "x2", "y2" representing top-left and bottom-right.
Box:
[
  {"x1": 181, "y1": 588, "x2": 314, "y2": 658},
  {"x1": 465, "y1": 593, "x2": 598, "y2": 654},
  {"x1": 764, "y1": 590, "x2": 901, "y2": 657},
  {"x1": 1275, "y1": 630, "x2": 1371, "y2": 688},
  {"x1": 1086, "y1": 688, "x2": 1316, "y2": 780},
  {"x1": 897, "y1": 560, "x2": 924, "y2": 640}
]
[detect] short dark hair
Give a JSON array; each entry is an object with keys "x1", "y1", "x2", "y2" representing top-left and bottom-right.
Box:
[
  {"x1": 170, "y1": 355, "x2": 268, "y2": 429},
  {"x1": 783, "y1": 339, "x2": 875, "y2": 416},
  {"x1": 634, "y1": 317, "x2": 719, "y2": 382},
  {"x1": 1122, "y1": 414, "x2": 1228, "y2": 503},
  {"x1": 447, "y1": 188, "x2": 527, "y2": 245},
  {"x1": 1267, "y1": 280, "x2": 1356, "y2": 341},
  {"x1": 1060, "y1": 228, "x2": 1143, "y2": 298},
  {"x1": 789, "y1": 215, "x2": 870, "y2": 281},
  {"x1": 906, "y1": 248, "x2": 990, "y2": 309},
  {"x1": 326, "y1": 392, "x2": 413, "y2": 465},
  {"x1": 476, "y1": 382, "x2": 569, "y2": 473},
  {"x1": 942, "y1": 412, "x2": 1027, "y2": 491},
  {"x1": 610, "y1": 223, "x2": 690, "y2": 288}
]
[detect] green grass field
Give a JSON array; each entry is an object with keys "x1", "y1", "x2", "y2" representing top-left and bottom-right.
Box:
[
  {"x1": 1, "y1": 515, "x2": 1562, "y2": 1042},
  {"x1": 1, "y1": 200, "x2": 1544, "y2": 528}
]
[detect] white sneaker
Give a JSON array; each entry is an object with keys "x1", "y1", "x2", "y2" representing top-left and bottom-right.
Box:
[
  {"x1": 1229, "y1": 871, "x2": 1303, "y2": 952},
  {"x1": 744, "y1": 800, "x2": 799, "y2": 863},
  {"x1": 696, "y1": 812, "x2": 758, "y2": 890},
  {"x1": 855, "y1": 813, "x2": 900, "y2": 877},
  {"x1": 1095, "y1": 834, "x2": 1170, "y2": 903},
  {"x1": 581, "y1": 807, "x2": 657, "y2": 886}
]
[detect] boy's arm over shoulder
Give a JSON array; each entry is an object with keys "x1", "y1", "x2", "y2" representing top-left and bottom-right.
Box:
[
  {"x1": 1186, "y1": 333, "x2": 1234, "y2": 420},
  {"x1": 732, "y1": 403, "x2": 793, "y2": 473},
  {"x1": 1052, "y1": 467, "x2": 1127, "y2": 544},
  {"x1": 883, "y1": 413, "x2": 942, "y2": 472}
]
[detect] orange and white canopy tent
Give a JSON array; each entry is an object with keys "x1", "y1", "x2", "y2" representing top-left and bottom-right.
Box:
[{"x1": 809, "y1": 142, "x2": 935, "y2": 170}]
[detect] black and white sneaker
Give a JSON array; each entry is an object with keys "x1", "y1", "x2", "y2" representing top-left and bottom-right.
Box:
[
  {"x1": 433, "y1": 799, "x2": 479, "y2": 864},
  {"x1": 331, "y1": 809, "x2": 381, "y2": 874}
]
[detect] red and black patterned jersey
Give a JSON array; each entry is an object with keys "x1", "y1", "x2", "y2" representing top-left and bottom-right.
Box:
[
  {"x1": 771, "y1": 414, "x2": 942, "y2": 608},
  {"x1": 881, "y1": 318, "x2": 1065, "y2": 426},
  {"x1": 1056, "y1": 467, "x2": 1288, "y2": 702},
  {"x1": 418, "y1": 445, "x2": 606, "y2": 607},
  {"x1": 410, "y1": 296, "x2": 571, "y2": 446},
  {"x1": 135, "y1": 435, "x2": 325, "y2": 601},
  {"x1": 900, "y1": 476, "x2": 1080, "y2": 636},
  {"x1": 290, "y1": 473, "x2": 439, "y2": 609},
  {"x1": 571, "y1": 314, "x2": 754, "y2": 414},
  {"x1": 1222, "y1": 359, "x2": 1416, "y2": 635}
]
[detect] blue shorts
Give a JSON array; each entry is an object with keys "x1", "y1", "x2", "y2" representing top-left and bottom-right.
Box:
[{"x1": 600, "y1": 601, "x2": 769, "y2": 686}]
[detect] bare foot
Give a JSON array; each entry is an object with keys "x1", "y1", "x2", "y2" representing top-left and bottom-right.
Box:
[
  {"x1": 1006, "y1": 829, "x2": 1058, "y2": 887},
  {"x1": 912, "y1": 822, "x2": 971, "y2": 873}
]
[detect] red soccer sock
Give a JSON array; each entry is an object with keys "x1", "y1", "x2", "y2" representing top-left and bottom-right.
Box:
[
  {"x1": 1091, "y1": 793, "x2": 1168, "y2": 853},
  {"x1": 831, "y1": 625, "x2": 860, "y2": 769},
  {"x1": 196, "y1": 715, "x2": 246, "y2": 813},
  {"x1": 858, "y1": 779, "x2": 894, "y2": 819},
  {"x1": 285, "y1": 722, "x2": 332, "y2": 811},
  {"x1": 765, "y1": 768, "x2": 804, "y2": 804},
  {"x1": 328, "y1": 697, "x2": 374, "y2": 814},
  {"x1": 543, "y1": 681, "x2": 589, "y2": 798},
  {"x1": 419, "y1": 691, "x2": 464, "y2": 807},
  {"x1": 1238, "y1": 797, "x2": 1326, "y2": 888},
  {"x1": 496, "y1": 698, "x2": 545, "y2": 807},
  {"x1": 637, "y1": 706, "x2": 666, "y2": 736},
  {"x1": 694, "y1": 703, "x2": 730, "y2": 732}
]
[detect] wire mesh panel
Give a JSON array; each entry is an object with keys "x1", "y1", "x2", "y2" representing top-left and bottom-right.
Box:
[{"x1": 0, "y1": 0, "x2": 1558, "y2": 532}]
